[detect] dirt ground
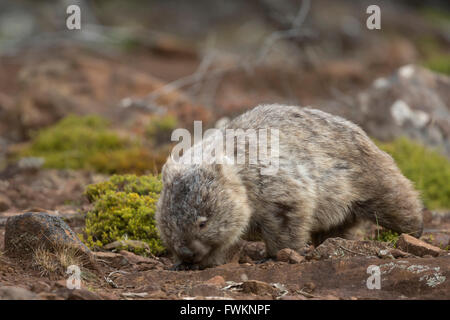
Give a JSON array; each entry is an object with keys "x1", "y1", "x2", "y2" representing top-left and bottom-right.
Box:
[{"x1": 0, "y1": 169, "x2": 449, "y2": 300}]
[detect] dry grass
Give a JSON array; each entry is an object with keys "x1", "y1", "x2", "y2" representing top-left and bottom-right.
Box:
[{"x1": 32, "y1": 244, "x2": 84, "y2": 278}]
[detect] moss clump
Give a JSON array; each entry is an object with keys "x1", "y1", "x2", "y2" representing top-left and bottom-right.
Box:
[
  {"x1": 377, "y1": 137, "x2": 450, "y2": 209},
  {"x1": 368, "y1": 229, "x2": 400, "y2": 246},
  {"x1": 82, "y1": 174, "x2": 165, "y2": 256},
  {"x1": 416, "y1": 36, "x2": 450, "y2": 75},
  {"x1": 20, "y1": 114, "x2": 170, "y2": 174},
  {"x1": 21, "y1": 115, "x2": 127, "y2": 170},
  {"x1": 423, "y1": 55, "x2": 450, "y2": 76},
  {"x1": 146, "y1": 115, "x2": 178, "y2": 145},
  {"x1": 88, "y1": 147, "x2": 166, "y2": 175}
]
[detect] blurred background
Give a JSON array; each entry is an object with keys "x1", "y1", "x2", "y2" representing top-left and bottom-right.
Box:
[{"x1": 0, "y1": 0, "x2": 449, "y2": 213}]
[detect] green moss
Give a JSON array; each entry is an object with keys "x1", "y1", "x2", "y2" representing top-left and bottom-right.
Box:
[
  {"x1": 415, "y1": 36, "x2": 450, "y2": 75},
  {"x1": 88, "y1": 147, "x2": 166, "y2": 175},
  {"x1": 146, "y1": 115, "x2": 178, "y2": 145},
  {"x1": 20, "y1": 114, "x2": 169, "y2": 174},
  {"x1": 21, "y1": 115, "x2": 127, "y2": 170},
  {"x1": 83, "y1": 174, "x2": 165, "y2": 256},
  {"x1": 420, "y1": 7, "x2": 450, "y2": 28},
  {"x1": 423, "y1": 55, "x2": 450, "y2": 75},
  {"x1": 377, "y1": 137, "x2": 450, "y2": 209},
  {"x1": 368, "y1": 229, "x2": 400, "y2": 246}
]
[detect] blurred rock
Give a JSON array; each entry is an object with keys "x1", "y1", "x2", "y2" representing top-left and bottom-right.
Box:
[
  {"x1": 241, "y1": 280, "x2": 278, "y2": 296},
  {"x1": 204, "y1": 275, "x2": 226, "y2": 287},
  {"x1": 322, "y1": 65, "x2": 450, "y2": 156},
  {"x1": 4, "y1": 211, "x2": 97, "y2": 270},
  {"x1": 397, "y1": 233, "x2": 445, "y2": 257},
  {"x1": 104, "y1": 239, "x2": 150, "y2": 253},
  {"x1": 308, "y1": 237, "x2": 391, "y2": 260},
  {"x1": 276, "y1": 248, "x2": 305, "y2": 264},
  {"x1": 0, "y1": 286, "x2": 39, "y2": 300},
  {"x1": 0, "y1": 194, "x2": 11, "y2": 212},
  {"x1": 240, "y1": 241, "x2": 266, "y2": 261}
]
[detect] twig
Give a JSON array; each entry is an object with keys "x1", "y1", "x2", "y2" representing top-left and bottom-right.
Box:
[{"x1": 337, "y1": 244, "x2": 367, "y2": 256}]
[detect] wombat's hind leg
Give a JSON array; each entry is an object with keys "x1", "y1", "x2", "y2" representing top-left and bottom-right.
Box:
[{"x1": 354, "y1": 182, "x2": 423, "y2": 238}]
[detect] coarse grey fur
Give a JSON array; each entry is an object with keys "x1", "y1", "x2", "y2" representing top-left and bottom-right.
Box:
[{"x1": 156, "y1": 104, "x2": 423, "y2": 269}]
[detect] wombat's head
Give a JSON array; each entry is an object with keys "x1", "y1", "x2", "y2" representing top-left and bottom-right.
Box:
[{"x1": 156, "y1": 159, "x2": 250, "y2": 268}]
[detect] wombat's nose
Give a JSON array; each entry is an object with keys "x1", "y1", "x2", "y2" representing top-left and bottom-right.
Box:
[{"x1": 178, "y1": 246, "x2": 194, "y2": 262}]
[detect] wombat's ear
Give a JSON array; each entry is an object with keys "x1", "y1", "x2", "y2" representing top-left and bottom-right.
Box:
[
  {"x1": 212, "y1": 163, "x2": 238, "y2": 181},
  {"x1": 161, "y1": 156, "x2": 183, "y2": 184}
]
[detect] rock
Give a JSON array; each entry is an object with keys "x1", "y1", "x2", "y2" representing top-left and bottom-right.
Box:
[
  {"x1": 92, "y1": 251, "x2": 128, "y2": 267},
  {"x1": 302, "y1": 281, "x2": 316, "y2": 293},
  {"x1": 4, "y1": 212, "x2": 99, "y2": 271},
  {"x1": 189, "y1": 284, "x2": 224, "y2": 297},
  {"x1": 0, "y1": 286, "x2": 39, "y2": 300},
  {"x1": 280, "y1": 295, "x2": 308, "y2": 300},
  {"x1": 204, "y1": 275, "x2": 225, "y2": 287},
  {"x1": 53, "y1": 287, "x2": 103, "y2": 300},
  {"x1": 67, "y1": 289, "x2": 103, "y2": 300},
  {"x1": 389, "y1": 248, "x2": 412, "y2": 258},
  {"x1": 240, "y1": 241, "x2": 266, "y2": 261},
  {"x1": 119, "y1": 250, "x2": 155, "y2": 264},
  {"x1": 396, "y1": 234, "x2": 445, "y2": 257},
  {"x1": 308, "y1": 237, "x2": 391, "y2": 260},
  {"x1": 241, "y1": 280, "x2": 278, "y2": 296},
  {"x1": 321, "y1": 65, "x2": 450, "y2": 156},
  {"x1": 104, "y1": 239, "x2": 150, "y2": 253},
  {"x1": 0, "y1": 194, "x2": 11, "y2": 212},
  {"x1": 5, "y1": 212, "x2": 90, "y2": 258},
  {"x1": 276, "y1": 248, "x2": 305, "y2": 264}
]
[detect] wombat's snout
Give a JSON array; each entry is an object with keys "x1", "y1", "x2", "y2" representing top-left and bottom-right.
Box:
[
  {"x1": 176, "y1": 240, "x2": 211, "y2": 263},
  {"x1": 178, "y1": 246, "x2": 195, "y2": 262}
]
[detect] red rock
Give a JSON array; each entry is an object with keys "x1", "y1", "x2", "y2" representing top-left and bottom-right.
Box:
[
  {"x1": 204, "y1": 275, "x2": 225, "y2": 287},
  {"x1": 4, "y1": 212, "x2": 90, "y2": 259},
  {"x1": 241, "y1": 280, "x2": 277, "y2": 296},
  {"x1": 240, "y1": 241, "x2": 266, "y2": 261},
  {"x1": 276, "y1": 248, "x2": 305, "y2": 264},
  {"x1": 119, "y1": 250, "x2": 159, "y2": 265},
  {"x1": 92, "y1": 251, "x2": 128, "y2": 267},
  {"x1": 388, "y1": 248, "x2": 410, "y2": 258},
  {"x1": 0, "y1": 286, "x2": 39, "y2": 300},
  {"x1": 67, "y1": 289, "x2": 103, "y2": 300},
  {"x1": 0, "y1": 194, "x2": 11, "y2": 212},
  {"x1": 280, "y1": 295, "x2": 307, "y2": 300},
  {"x1": 189, "y1": 284, "x2": 224, "y2": 297},
  {"x1": 396, "y1": 234, "x2": 445, "y2": 257}
]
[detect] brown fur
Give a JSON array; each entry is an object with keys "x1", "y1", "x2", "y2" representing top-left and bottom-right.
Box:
[{"x1": 156, "y1": 104, "x2": 423, "y2": 269}]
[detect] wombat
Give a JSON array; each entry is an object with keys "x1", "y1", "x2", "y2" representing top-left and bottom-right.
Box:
[{"x1": 156, "y1": 104, "x2": 423, "y2": 269}]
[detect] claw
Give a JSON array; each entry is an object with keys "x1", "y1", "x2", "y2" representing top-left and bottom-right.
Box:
[{"x1": 171, "y1": 262, "x2": 201, "y2": 271}]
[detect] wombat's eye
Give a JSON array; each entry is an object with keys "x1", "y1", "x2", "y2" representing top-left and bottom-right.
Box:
[{"x1": 198, "y1": 216, "x2": 207, "y2": 229}]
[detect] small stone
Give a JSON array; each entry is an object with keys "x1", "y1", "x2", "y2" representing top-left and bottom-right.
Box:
[
  {"x1": 204, "y1": 275, "x2": 225, "y2": 287},
  {"x1": 276, "y1": 248, "x2": 305, "y2": 264},
  {"x1": 67, "y1": 289, "x2": 103, "y2": 300},
  {"x1": 0, "y1": 194, "x2": 11, "y2": 212},
  {"x1": 280, "y1": 295, "x2": 307, "y2": 300},
  {"x1": 389, "y1": 248, "x2": 411, "y2": 258},
  {"x1": 119, "y1": 250, "x2": 159, "y2": 265},
  {"x1": 92, "y1": 251, "x2": 128, "y2": 267},
  {"x1": 302, "y1": 281, "x2": 316, "y2": 293},
  {"x1": 104, "y1": 239, "x2": 150, "y2": 253},
  {"x1": 4, "y1": 212, "x2": 98, "y2": 270},
  {"x1": 0, "y1": 286, "x2": 39, "y2": 300},
  {"x1": 241, "y1": 280, "x2": 278, "y2": 296},
  {"x1": 189, "y1": 284, "x2": 223, "y2": 297},
  {"x1": 241, "y1": 241, "x2": 266, "y2": 261},
  {"x1": 396, "y1": 234, "x2": 445, "y2": 257}
]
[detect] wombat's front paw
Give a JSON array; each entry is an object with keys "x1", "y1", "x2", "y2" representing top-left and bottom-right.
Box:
[{"x1": 171, "y1": 262, "x2": 201, "y2": 271}]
